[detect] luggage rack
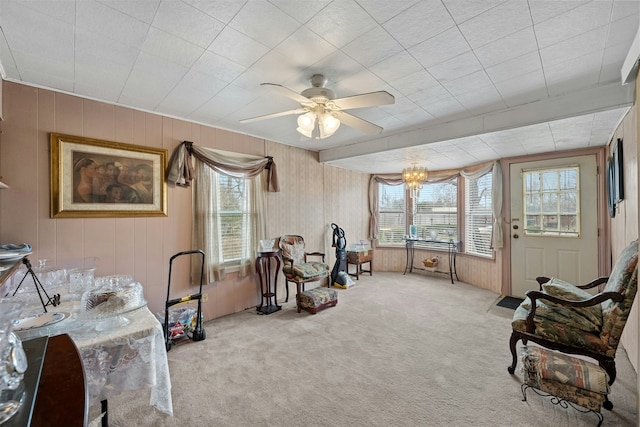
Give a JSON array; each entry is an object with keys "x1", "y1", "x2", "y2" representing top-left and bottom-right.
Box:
[{"x1": 163, "y1": 250, "x2": 206, "y2": 351}]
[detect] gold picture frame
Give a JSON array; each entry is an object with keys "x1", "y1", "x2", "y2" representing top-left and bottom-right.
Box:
[{"x1": 50, "y1": 133, "x2": 168, "y2": 218}]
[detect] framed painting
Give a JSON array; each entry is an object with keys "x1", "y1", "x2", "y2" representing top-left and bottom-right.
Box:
[
  {"x1": 50, "y1": 133, "x2": 168, "y2": 218},
  {"x1": 612, "y1": 138, "x2": 624, "y2": 204}
]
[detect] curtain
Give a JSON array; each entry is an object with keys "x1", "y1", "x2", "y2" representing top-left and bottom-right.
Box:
[
  {"x1": 168, "y1": 141, "x2": 273, "y2": 283},
  {"x1": 168, "y1": 141, "x2": 279, "y2": 192},
  {"x1": 459, "y1": 161, "x2": 503, "y2": 249},
  {"x1": 368, "y1": 160, "x2": 503, "y2": 249}
]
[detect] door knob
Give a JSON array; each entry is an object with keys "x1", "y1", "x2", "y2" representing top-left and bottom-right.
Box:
[
  {"x1": 513, "y1": 225, "x2": 519, "y2": 230},
  {"x1": 513, "y1": 234, "x2": 519, "y2": 239}
]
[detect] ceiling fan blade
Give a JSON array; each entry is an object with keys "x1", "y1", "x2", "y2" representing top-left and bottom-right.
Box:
[
  {"x1": 331, "y1": 91, "x2": 395, "y2": 110},
  {"x1": 260, "y1": 83, "x2": 313, "y2": 105},
  {"x1": 335, "y1": 111, "x2": 383, "y2": 135},
  {"x1": 239, "y1": 108, "x2": 307, "y2": 124}
]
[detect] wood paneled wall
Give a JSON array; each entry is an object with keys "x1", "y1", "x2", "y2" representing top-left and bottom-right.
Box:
[{"x1": 0, "y1": 80, "x2": 505, "y2": 322}]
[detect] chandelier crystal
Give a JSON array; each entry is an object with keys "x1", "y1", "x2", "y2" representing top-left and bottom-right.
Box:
[{"x1": 402, "y1": 164, "x2": 427, "y2": 200}]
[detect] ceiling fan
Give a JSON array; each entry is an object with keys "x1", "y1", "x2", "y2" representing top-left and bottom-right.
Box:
[{"x1": 239, "y1": 74, "x2": 395, "y2": 139}]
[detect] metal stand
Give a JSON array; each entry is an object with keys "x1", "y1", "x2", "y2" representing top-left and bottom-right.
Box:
[
  {"x1": 12, "y1": 257, "x2": 60, "y2": 313},
  {"x1": 521, "y1": 384, "x2": 605, "y2": 427}
]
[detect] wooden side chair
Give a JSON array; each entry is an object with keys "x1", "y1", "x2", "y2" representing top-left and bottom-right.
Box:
[{"x1": 278, "y1": 235, "x2": 330, "y2": 303}]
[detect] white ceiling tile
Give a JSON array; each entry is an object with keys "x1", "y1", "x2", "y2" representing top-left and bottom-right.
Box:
[
  {"x1": 268, "y1": 0, "x2": 330, "y2": 24},
  {"x1": 485, "y1": 51, "x2": 542, "y2": 84},
  {"x1": 98, "y1": 0, "x2": 160, "y2": 23},
  {"x1": 156, "y1": 81, "x2": 215, "y2": 117},
  {"x1": 607, "y1": 13, "x2": 640, "y2": 47},
  {"x1": 534, "y1": 1, "x2": 613, "y2": 48},
  {"x1": 357, "y1": 0, "x2": 419, "y2": 24},
  {"x1": 369, "y1": 51, "x2": 423, "y2": 82},
  {"x1": 383, "y1": 0, "x2": 455, "y2": 48},
  {"x1": 454, "y1": 85, "x2": 506, "y2": 116},
  {"x1": 420, "y1": 96, "x2": 468, "y2": 121},
  {"x1": 120, "y1": 52, "x2": 188, "y2": 109},
  {"x1": 333, "y1": 69, "x2": 386, "y2": 97},
  {"x1": 409, "y1": 27, "x2": 471, "y2": 69},
  {"x1": 458, "y1": 0, "x2": 531, "y2": 49},
  {"x1": 305, "y1": 0, "x2": 378, "y2": 48},
  {"x1": 184, "y1": 0, "x2": 245, "y2": 24},
  {"x1": 427, "y1": 51, "x2": 483, "y2": 83},
  {"x1": 494, "y1": 69, "x2": 547, "y2": 107},
  {"x1": 611, "y1": 0, "x2": 640, "y2": 22},
  {"x1": 1, "y1": 2, "x2": 74, "y2": 61},
  {"x1": 407, "y1": 84, "x2": 452, "y2": 108},
  {"x1": 151, "y1": 0, "x2": 225, "y2": 48},
  {"x1": 342, "y1": 26, "x2": 404, "y2": 68},
  {"x1": 545, "y1": 51, "x2": 602, "y2": 96},
  {"x1": 10, "y1": 0, "x2": 75, "y2": 23},
  {"x1": 76, "y1": 0, "x2": 151, "y2": 48},
  {"x1": 74, "y1": 81, "x2": 122, "y2": 103},
  {"x1": 442, "y1": 0, "x2": 507, "y2": 24},
  {"x1": 141, "y1": 28, "x2": 205, "y2": 67},
  {"x1": 442, "y1": 70, "x2": 494, "y2": 96},
  {"x1": 528, "y1": 1, "x2": 584, "y2": 25},
  {"x1": 188, "y1": 84, "x2": 255, "y2": 122},
  {"x1": 11, "y1": 50, "x2": 74, "y2": 91},
  {"x1": 1, "y1": 0, "x2": 637, "y2": 174},
  {"x1": 233, "y1": 50, "x2": 300, "y2": 90},
  {"x1": 179, "y1": 68, "x2": 228, "y2": 98},
  {"x1": 389, "y1": 70, "x2": 439, "y2": 97},
  {"x1": 229, "y1": 1, "x2": 301, "y2": 49},
  {"x1": 0, "y1": 31, "x2": 18, "y2": 79},
  {"x1": 274, "y1": 27, "x2": 335, "y2": 68},
  {"x1": 304, "y1": 50, "x2": 365, "y2": 86},
  {"x1": 540, "y1": 26, "x2": 607, "y2": 68},
  {"x1": 474, "y1": 27, "x2": 538, "y2": 68},
  {"x1": 75, "y1": 29, "x2": 139, "y2": 68},
  {"x1": 191, "y1": 50, "x2": 246, "y2": 83},
  {"x1": 207, "y1": 27, "x2": 270, "y2": 68}
]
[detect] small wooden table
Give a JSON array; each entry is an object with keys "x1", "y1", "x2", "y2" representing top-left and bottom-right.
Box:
[{"x1": 346, "y1": 249, "x2": 373, "y2": 280}]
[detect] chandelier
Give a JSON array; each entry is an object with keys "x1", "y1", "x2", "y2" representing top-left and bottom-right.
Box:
[
  {"x1": 402, "y1": 164, "x2": 427, "y2": 200},
  {"x1": 296, "y1": 107, "x2": 341, "y2": 139}
]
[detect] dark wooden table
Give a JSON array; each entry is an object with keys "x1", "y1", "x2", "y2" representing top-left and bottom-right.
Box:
[{"x1": 6, "y1": 333, "x2": 87, "y2": 426}]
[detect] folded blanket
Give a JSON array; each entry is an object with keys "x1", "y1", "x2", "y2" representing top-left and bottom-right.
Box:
[{"x1": 0, "y1": 243, "x2": 32, "y2": 253}]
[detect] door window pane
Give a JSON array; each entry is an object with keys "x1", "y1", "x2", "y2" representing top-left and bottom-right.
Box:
[{"x1": 522, "y1": 166, "x2": 580, "y2": 237}]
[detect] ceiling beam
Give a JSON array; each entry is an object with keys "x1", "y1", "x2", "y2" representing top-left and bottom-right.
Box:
[{"x1": 319, "y1": 82, "x2": 634, "y2": 164}]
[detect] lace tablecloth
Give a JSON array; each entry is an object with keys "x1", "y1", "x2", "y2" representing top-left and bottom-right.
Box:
[{"x1": 14, "y1": 300, "x2": 173, "y2": 415}]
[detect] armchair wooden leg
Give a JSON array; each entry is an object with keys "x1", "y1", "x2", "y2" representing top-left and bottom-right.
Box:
[
  {"x1": 508, "y1": 332, "x2": 521, "y2": 375},
  {"x1": 601, "y1": 358, "x2": 617, "y2": 385}
]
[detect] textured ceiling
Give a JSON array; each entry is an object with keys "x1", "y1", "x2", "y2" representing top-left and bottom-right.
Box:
[{"x1": 0, "y1": 0, "x2": 638, "y2": 173}]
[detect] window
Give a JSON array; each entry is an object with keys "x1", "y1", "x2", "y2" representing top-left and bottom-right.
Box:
[
  {"x1": 414, "y1": 180, "x2": 458, "y2": 244},
  {"x1": 523, "y1": 166, "x2": 580, "y2": 237},
  {"x1": 217, "y1": 174, "x2": 253, "y2": 263},
  {"x1": 465, "y1": 172, "x2": 493, "y2": 256},
  {"x1": 378, "y1": 183, "x2": 405, "y2": 245}
]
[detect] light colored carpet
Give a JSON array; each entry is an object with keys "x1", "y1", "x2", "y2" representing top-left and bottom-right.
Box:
[{"x1": 90, "y1": 272, "x2": 638, "y2": 426}]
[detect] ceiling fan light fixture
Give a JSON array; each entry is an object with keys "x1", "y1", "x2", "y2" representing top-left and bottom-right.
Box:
[
  {"x1": 318, "y1": 113, "x2": 340, "y2": 139},
  {"x1": 297, "y1": 112, "x2": 316, "y2": 137}
]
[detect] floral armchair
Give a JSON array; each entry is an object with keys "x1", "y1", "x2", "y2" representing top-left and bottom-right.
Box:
[
  {"x1": 278, "y1": 235, "x2": 330, "y2": 302},
  {"x1": 508, "y1": 239, "x2": 638, "y2": 385}
]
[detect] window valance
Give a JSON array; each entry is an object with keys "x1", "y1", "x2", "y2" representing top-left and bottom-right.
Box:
[{"x1": 167, "y1": 141, "x2": 280, "y2": 192}]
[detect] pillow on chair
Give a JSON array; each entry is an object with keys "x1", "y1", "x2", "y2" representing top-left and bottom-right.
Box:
[{"x1": 541, "y1": 278, "x2": 603, "y2": 328}]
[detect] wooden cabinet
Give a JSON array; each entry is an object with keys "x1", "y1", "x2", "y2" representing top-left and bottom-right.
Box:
[{"x1": 346, "y1": 249, "x2": 373, "y2": 280}]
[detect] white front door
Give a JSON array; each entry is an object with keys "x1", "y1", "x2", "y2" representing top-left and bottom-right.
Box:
[{"x1": 510, "y1": 155, "x2": 599, "y2": 298}]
